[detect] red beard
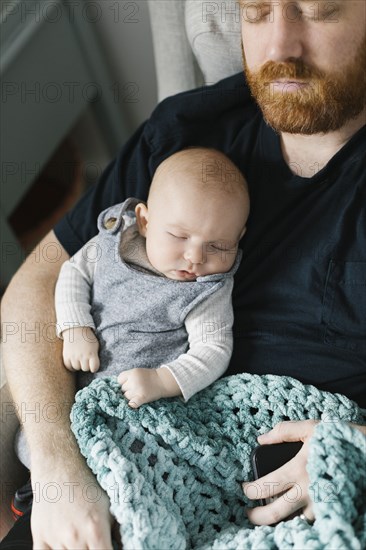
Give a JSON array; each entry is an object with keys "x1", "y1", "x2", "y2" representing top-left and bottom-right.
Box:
[{"x1": 243, "y1": 37, "x2": 366, "y2": 134}]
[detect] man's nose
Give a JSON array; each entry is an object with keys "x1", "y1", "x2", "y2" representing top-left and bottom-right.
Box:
[
  {"x1": 184, "y1": 244, "x2": 205, "y2": 265},
  {"x1": 266, "y1": 5, "x2": 304, "y2": 62}
]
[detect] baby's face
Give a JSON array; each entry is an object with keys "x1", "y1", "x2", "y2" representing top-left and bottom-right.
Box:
[{"x1": 136, "y1": 182, "x2": 248, "y2": 281}]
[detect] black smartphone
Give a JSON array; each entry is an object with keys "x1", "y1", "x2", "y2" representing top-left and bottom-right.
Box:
[{"x1": 251, "y1": 441, "x2": 303, "y2": 505}]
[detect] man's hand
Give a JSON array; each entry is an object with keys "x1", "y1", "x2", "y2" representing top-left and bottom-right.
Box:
[
  {"x1": 118, "y1": 367, "x2": 181, "y2": 408},
  {"x1": 1, "y1": 230, "x2": 114, "y2": 548},
  {"x1": 31, "y1": 459, "x2": 114, "y2": 550},
  {"x1": 62, "y1": 327, "x2": 100, "y2": 373},
  {"x1": 242, "y1": 419, "x2": 318, "y2": 525}
]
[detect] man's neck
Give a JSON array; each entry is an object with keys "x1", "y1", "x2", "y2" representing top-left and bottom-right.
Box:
[{"x1": 280, "y1": 109, "x2": 366, "y2": 178}]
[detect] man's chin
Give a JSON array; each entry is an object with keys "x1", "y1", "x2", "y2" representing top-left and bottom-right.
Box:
[
  {"x1": 261, "y1": 101, "x2": 364, "y2": 135},
  {"x1": 261, "y1": 105, "x2": 336, "y2": 135}
]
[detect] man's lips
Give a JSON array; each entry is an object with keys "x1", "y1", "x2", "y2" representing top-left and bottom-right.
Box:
[{"x1": 270, "y1": 80, "x2": 310, "y2": 92}]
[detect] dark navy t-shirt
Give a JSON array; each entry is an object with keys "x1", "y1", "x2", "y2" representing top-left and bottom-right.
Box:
[{"x1": 54, "y1": 73, "x2": 366, "y2": 408}]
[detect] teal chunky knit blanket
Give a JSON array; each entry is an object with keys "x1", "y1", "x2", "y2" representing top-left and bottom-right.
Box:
[{"x1": 71, "y1": 374, "x2": 366, "y2": 549}]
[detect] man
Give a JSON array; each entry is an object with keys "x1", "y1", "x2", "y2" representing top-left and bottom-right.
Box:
[{"x1": 1, "y1": 1, "x2": 365, "y2": 547}]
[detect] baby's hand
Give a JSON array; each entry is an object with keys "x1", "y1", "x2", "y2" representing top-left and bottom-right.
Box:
[
  {"x1": 118, "y1": 368, "x2": 181, "y2": 408},
  {"x1": 62, "y1": 327, "x2": 100, "y2": 373}
]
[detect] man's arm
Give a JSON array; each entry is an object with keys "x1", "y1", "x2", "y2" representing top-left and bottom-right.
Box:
[{"x1": 1, "y1": 230, "x2": 113, "y2": 549}]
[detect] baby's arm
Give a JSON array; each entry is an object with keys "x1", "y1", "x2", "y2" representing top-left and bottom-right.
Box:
[
  {"x1": 162, "y1": 279, "x2": 234, "y2": 400},
  {"x1": 119, "y1": 279, "x2": 234, "y2": 407},
  {"x1": 55, "y1": 239, "x2": 100, "y2": 372}
]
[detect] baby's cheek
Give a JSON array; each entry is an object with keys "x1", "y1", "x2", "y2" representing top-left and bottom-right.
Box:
[{"x1": 216, "y1": 251, "x2": 236, "y2": 271}]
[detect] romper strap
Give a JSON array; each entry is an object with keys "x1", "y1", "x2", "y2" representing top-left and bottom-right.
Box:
[{"x1": 97, "y1": 198, "x2": 145, "y2": 234}]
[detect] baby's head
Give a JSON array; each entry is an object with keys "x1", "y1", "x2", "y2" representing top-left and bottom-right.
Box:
[{"x1": 135, "y1": 148, "x2": 250, "y2": 281}]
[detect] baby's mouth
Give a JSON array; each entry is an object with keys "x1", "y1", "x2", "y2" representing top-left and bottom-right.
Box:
[{"x1": 175, "y1": 269, "x2": 197, "y2": 279}]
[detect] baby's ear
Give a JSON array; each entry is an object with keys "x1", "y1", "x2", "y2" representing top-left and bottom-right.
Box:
[{"x1": 135, "y1": 203, "x2": 149, "y2": 237}]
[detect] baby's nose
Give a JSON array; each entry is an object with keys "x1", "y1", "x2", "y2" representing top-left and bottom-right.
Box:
[{"x1": 184, "y1": 245, "x2": 205, "y2": 265}]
